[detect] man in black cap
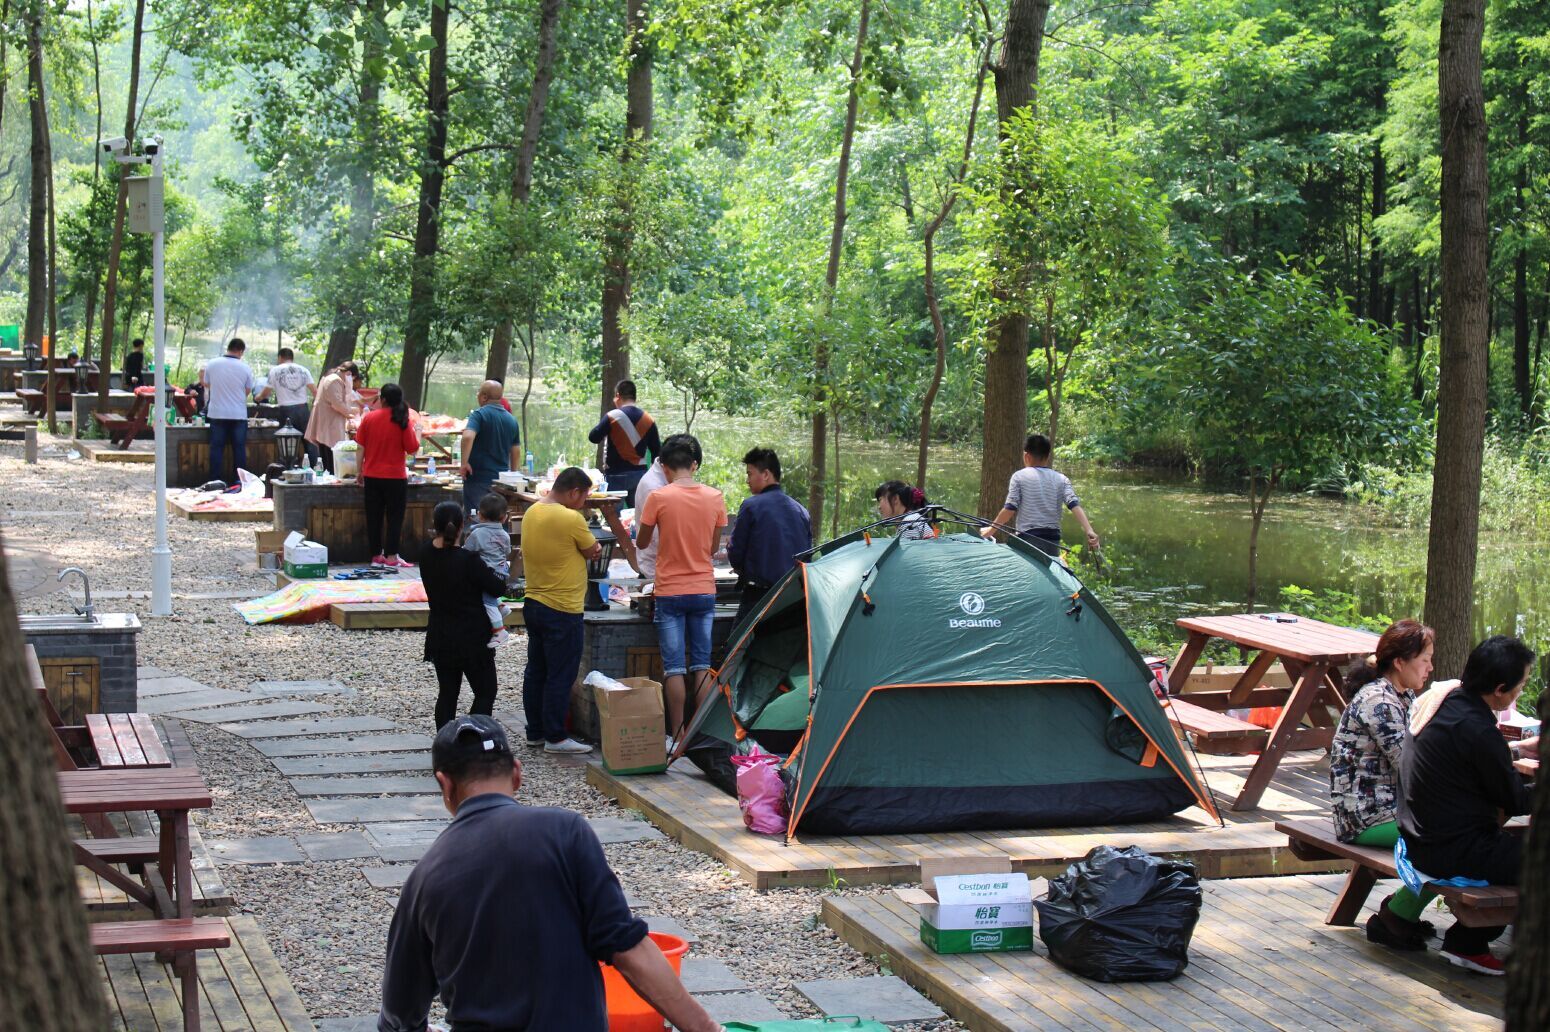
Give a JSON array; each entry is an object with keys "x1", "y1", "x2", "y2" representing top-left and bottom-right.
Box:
[{"x1": 377, "y1": 716, "x2": 717, "y2": 1032}]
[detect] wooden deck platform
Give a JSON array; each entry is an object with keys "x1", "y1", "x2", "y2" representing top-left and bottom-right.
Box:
[
  {"x1": 586, "y1": 751, "x2": 1346, "y2": 889},
  {"x1": 78, "y1": 438, "x2": 157, "y2": 463},
  {"x1": 331, "y1": 600, "x2": 525, "y2": 630},
  {"x1": 824, "y1": 875, "x2": 1504, "y2": 1032},
  {"x1": 170, "y1": 494, "x2": 275, "y2": 522},
  {"x1": 99, "y1": 915, "x2": 314, "y2": 1030}
]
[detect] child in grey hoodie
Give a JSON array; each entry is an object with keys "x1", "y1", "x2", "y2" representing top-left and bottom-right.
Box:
[{"x1": 463, "y1": 492, "x2": 514, "y2": 647}]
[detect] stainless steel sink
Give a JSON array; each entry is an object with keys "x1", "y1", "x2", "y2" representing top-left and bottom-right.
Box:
[{"x1": 18, "y1": 613, "x2": 103, "y2": 630}]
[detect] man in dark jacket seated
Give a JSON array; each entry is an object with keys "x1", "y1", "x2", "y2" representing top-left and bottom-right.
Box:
[{"x1": 1399, "y1": 635, "x2": 1535, "y2": 976}]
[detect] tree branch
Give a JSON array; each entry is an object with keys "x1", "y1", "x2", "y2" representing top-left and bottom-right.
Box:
[{"x1": 440, "y1": 142, "x2": 516, "y2": 167}]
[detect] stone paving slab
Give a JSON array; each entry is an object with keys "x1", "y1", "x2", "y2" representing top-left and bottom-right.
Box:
[
  {"x1": 686, "y1": 992, "x2": 786, "y2": 1025},
  {"x1": 795, "y1": 976, "x2": 945, "y2": 1025},
  {"x1": 306, "y1": 796, "x2": 450, "y2": 824},
  {"x1": 169, "y1": 700, "x2": 333, "y2": 724},
  {"x1": 250, "y1": 679, "x2": 356, "y2": 698},
  {"x1": 589, "y1": 816, "x2": 667, "y2": 844},
  {"x1": 643, "y1": 915, "x2": 697, "y2": 944},
  {"x1": 218, "y1": 716, "x2": 396, "y2": 739},
  {"x1": 135, "y1": 675, "x2": 211, "y2": 697},
  {"x1": 206, "y1": 836, "x2": 307, "y2": 866},
  {"x1": 363, "y1": 866, "x2": 416, "y2": 889},
  {"x1": 679, "y1": 957, "x2": 750, "y2": 995},
  {"x1": 272, "y1": 752, "x2": 433, "y2": 776},
  {"x1": 297, "y1": 831, "x2": 380, "y2": 862},
  {"x1": 289, "y1": 775, "x2": 441, "y2": 797},
  {"x1": 255, "y1": 733, "x2": 433, "y2": 758},
  {"x1": 136, "y1": 665, "x2": 176, "y2": 681},
  {"x1": 365, "y1": 822, "x2": 446, "y2": 862},
  {"x1": 314, "y1": 1018, "x2": 377, "y2": 1032},
  {"x1": 137, "y1": 688, "x2": 254, "y2": 713}
]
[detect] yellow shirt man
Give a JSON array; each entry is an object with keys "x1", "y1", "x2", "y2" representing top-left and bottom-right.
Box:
[{"x1": 521, "y1": 501, "x2": 598, "y2": 614}]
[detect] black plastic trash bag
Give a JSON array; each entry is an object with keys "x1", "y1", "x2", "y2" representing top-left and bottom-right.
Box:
[{"x1": 1033, "y1": 845, "x2": 1202, "y2": 982}]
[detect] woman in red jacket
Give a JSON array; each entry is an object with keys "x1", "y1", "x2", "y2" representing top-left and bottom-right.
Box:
[{"x1": 356, "y1": 382, "x2": 420, "y2": 568}]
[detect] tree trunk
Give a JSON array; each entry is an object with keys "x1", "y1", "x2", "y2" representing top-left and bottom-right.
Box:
[
  {"x1": 1513, "y1": 118, "x2": 1531, "y2": 420},
  {"x1": 0, "y1": 529, "x2": 112, "y2": 1029},
  {"x1": 1245, "y1": 473, "x2": 1275, "y2": 613},
  {"x1": 599, "y1": 0, "x2": 652, "y2": 428},
  {"x1": 487, "y1": 0, "x2": 563, "y2": 384},
  {"x1": 81, "y1": 0, "x2": 102, "y2": 368},
  {"x1": 399, "y1": 0, "x2": 450, "y2": 411},
  {"x1": 42, "y1": 32, "x2": 58, "y2": 437},
  {"x1": 1506, "y1": 778, "x2": 1550, "y2": 1028},
  {"x1": 23, "y1": 0, "x2": 46, "y2": 356},
  {"x1": 810, "y1": 0, "x2": 869, "y2": 530},
  {"x1": 1412, "y1": 270, "x2": 1429, "y2": 401},
  {"x1": 1423, "y1": 0, "x2": 1490, "y2": 678},
  {"x1": 917, "y1": 39, "x2": 990, "y2": 490},
  {"x1": 324, "y1": 0, "x2": 387, "y2": 373},
  {"x1": 978, "y1": 0, "x2": 1051, "y2": 518},
  {"x1": 1367, "y1": 144, "x2": 1387, "y2": 327},
  {"x1": 97, "y1": 0, "x2": 145, "y2": 409}
]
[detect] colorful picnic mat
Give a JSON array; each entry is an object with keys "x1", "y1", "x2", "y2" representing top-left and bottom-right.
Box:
[{"x1": 234, "y1": 578, "x2": 427, "y2": 625}]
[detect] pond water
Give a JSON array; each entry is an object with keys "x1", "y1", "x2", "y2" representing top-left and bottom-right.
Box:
[{"x1": 427, "y1": 367, "x2": 1550, "y2": 667}]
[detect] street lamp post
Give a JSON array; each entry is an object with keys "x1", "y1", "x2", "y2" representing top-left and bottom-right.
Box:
[{"x1": 106, "y1": 134, "x2": 171, "y2": 616}]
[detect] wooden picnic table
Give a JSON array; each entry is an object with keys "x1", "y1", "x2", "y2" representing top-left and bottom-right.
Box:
[
  {"x1": 59, "y1": 767, "x2": 211, "y2": 923},
  {"x1": 1168, "y1": 613, "x2": 1380, "y2": 811}
]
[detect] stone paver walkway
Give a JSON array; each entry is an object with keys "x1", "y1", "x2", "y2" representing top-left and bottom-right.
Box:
[{"x1": 138, "y1": 665, "x2": 935, "y2": 1029}]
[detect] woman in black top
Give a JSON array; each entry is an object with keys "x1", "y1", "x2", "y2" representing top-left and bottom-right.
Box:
[
  {"x1": 1399, "y1": 635, "x2": 1535, "y2": 974},
  {"x1": 420, "y1": 501, "x2": 509, "y2": 731}
]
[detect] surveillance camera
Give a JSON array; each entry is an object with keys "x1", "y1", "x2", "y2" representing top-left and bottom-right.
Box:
[
  {"x1": 100, "y1": 136, "x2": 128, "y2": 153},
  {"x1": 143, "y1": 141, "x2": 160, "y2": 156}
]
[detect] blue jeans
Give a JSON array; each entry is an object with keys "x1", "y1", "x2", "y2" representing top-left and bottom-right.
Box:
[
  {"x1": 522, "y1": 598, "x2": 584, "y2": 743},
  {"x1": 654, "y1": 593, "x2": 715, "y2": 678},
  {"x1": 209, "y1": 418, "x2": 248, "y2": 483},
  {"x1": 463, "y1": 474, "x2": 495, "y2": 517},
  {"x1": 606, "y1": 468, "x2": 647, "y2": 508}
]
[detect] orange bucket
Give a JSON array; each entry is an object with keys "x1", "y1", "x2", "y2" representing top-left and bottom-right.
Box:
[{"x1": 600, "y1": 931, "x2": 688, "y2": 1031}]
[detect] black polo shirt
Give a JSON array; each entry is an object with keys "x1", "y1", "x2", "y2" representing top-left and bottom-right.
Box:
[{"x1": 378, "y1": 794, "x2": 647, "y2": 1031}]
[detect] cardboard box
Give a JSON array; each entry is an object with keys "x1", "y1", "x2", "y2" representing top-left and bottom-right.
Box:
[
  {"x1": 283, "y1": 531, "x2": 329, "y2": 579},
  {"x1": 907, "y1": 857, "x2": 1033, "y2": 954},
  {"x1": 593, "y1": 676, "x2": 666, "y2": 775}
]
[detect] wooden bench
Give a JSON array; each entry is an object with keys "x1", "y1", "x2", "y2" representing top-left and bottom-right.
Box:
[
  {"x1": 1163, "y1": 697, "x2": 1268, "y2": 755},
  {"x1": 91, "y1": 918, "x2": 230, "y2": 1031},
  {"x1": 98, "y1": 391, "x2": 152, "y2": 447},
  {"x1": 86, "y1": 713, "x2": 172, "y2": 768},
  {"x1": 1276, "y1": 818, "x2": 1519, "y2": 929}
]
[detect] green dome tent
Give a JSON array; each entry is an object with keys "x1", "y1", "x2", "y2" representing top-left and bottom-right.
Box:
[{"x1": 674, "y1": 516, "x2": 1218, "y2": 841}]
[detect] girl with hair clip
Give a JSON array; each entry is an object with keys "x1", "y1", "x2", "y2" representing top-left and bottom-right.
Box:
[{"x1": 873, "y1": 481, "x2": 935, "y2": 540}]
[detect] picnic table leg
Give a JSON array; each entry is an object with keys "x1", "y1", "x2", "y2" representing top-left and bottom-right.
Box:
[
  {"x1": 1326, "y1": 864, "x2": 1380, "y2": 926},
  {"x1": 1167, "y1": 632, "x2": 1209, "y2": 695},
  {"x1": 1226, "y1": 649, "x2": 1278, "y2": 707},
  {"x1": 169, "y1": 809, "x2": 202, "y2": 1031},
  {"x1": 1231, "y1": 661, "x2": 1330, "y2": 811}
]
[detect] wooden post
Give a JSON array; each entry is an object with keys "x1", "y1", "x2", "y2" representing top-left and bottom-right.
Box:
[{"x1": 23, "y1": 424, "x2": 36, "y2": 463}]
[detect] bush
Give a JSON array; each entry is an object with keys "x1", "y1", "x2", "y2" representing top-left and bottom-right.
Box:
[{"x1": 1353, "y1": 431, "x2": 1550, "y2": 533}]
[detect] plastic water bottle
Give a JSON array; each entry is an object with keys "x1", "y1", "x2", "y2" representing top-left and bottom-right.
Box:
[
  {"x1": 427, "y1": 456, "x2": 437, "y2": 477},
  {"x1": 525, "y1": 451, "x2": 535, "y2": 474}
]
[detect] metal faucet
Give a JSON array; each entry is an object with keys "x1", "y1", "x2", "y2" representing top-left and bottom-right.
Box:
[{"x1": 58, "y1": 567, "x2": 93, "y2": 619}]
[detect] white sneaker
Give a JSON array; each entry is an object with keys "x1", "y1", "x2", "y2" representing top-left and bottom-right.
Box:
[
  {"x1": 487, "y1": 629, "x2": 511, "y2": 649},
  {"x1": 544, "y1": 738, "x2": 593, "y2": 755}
]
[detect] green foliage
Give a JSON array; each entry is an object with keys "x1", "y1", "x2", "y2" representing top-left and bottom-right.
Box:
[{"x1": 1278, "y1": 585, "x2": 1393, "y2": 633}]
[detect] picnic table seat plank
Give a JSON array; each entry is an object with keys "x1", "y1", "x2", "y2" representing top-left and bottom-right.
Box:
[
  {"x1": 90, "y1": 918, "x2": 231, "y2": 954},
  {"x1": 1276, "y1": 818, "x2": 1520, "y2": 929}
]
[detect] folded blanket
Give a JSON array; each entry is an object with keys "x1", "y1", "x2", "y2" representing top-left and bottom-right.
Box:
[{"x1": 234, "y1": 578, "x2": 427, "y2": 625}]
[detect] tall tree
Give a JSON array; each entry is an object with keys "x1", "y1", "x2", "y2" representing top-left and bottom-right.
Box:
[
  {"x1": 917, "y1": 35, "x2": 990, "y2": 490},
  {"x1": 1506, "y1": 779, "x2": 1550, "y2": 1028},
  {"x1": 977, "y1": 0, "x2": 1050, "y2": 518},
  {"x1": 398, "y1": 0, "x2": 452, "y2": 409},
  {"x1": 485, "y1": 0, "x2": 563, "y2": 384},
  {"x1": 40, "y1": 2, "x2": 59, "y2": 435},
  {"x1": 1423, "y1": 0, "x2": 1490, "y2": 676},
  {"x1": 0, "y1": 532, "x2": 110, "y2": 1029},
  {"x1": 22, "y1": 0, "x2": 46, "y2": 356},
  {"x1": 808, "y1": 0, "x2": 869, "y2": 531},
  {"x1": 323, "y1": 0, "x2": 389, "y2": 373},
  {"x1": 599, "y1": 0, "x2": 653, "y2": 422},
  {"x1": 96, "y1": 0, "x2": 146, "y2": 410}
]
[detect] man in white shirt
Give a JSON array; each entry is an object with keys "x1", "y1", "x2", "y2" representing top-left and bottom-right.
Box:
[
  {"x1": 631, "y1": 433, "x2": 699, "y2": 581},
  {"x1": 202, "y1": 338, "x2": 256, "y2": 483},
  {"x1": 256, "y1": 347, "x2": 318, "y2": 465}
]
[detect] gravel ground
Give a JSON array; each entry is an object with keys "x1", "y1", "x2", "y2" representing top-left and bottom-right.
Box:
[{"x1": 3, "y1": 440, "x2": 962, "y2": 1029}]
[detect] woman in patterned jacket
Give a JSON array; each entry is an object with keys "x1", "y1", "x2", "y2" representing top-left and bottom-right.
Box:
[{"x1": 1329, "y1": 618, "x2": 1435, "y2": 950}]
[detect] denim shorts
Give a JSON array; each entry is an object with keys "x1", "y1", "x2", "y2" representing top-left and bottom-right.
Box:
[{"x1": 654, "y1": 593, "x2": 715, "y2": 678}]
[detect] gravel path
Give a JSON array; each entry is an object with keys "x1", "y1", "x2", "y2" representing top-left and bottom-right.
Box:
[{"x1": 3, "y1": 441, "x2": 963, "y2": 1029}]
